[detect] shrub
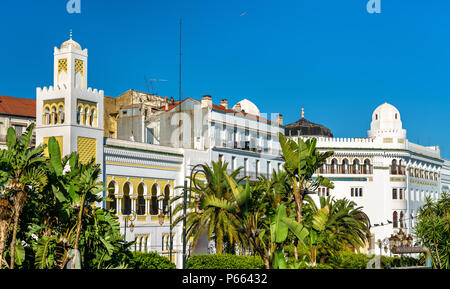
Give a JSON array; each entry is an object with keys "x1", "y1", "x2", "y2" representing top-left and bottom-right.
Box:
[
  {"x1": 129, "y1": 252, "x2": 176, "y2": 269},
  {"x1": 186, "y1": 254, "x2": 265, "y2": 269},
  {"x1": 328, "y1": 251, "x2": 371, "y2": 269}
]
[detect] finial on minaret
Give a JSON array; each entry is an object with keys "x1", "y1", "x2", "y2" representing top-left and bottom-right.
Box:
[
  {"x1": 70, "y1": 29, "x2": 73, "y2": 40},
  {"x1": 301, "y1": 107, "x2": 305, "y2": 119}
]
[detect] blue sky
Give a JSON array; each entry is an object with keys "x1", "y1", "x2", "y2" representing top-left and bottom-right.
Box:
[{"x1": 1, "y1": 0, "x2": 449, "y2": 157}]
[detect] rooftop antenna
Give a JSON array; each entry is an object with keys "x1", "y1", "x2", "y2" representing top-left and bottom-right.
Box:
[
  {"x1": 150, "y1": 78, "x2": 168, "y2": 96},
  {"x1": 144, "y1": 76, "x2": 154, "y2": 94}
]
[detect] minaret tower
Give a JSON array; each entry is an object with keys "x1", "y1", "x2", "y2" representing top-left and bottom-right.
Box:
[{"x1": 36, "y1": 33, "x2": 104, "y2": 170}]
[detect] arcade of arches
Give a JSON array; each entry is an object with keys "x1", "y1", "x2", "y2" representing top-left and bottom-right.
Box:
[{"x1": 105, "y1": 176, "x2": 174, "y2": 219}]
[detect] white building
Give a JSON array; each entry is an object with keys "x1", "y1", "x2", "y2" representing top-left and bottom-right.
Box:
[
  {"x1": 33, "y1": 36, "x2": 285, "y2": 267},
  {"x1": 286, "y1": 104, "x2": 450, "y2": 255}
]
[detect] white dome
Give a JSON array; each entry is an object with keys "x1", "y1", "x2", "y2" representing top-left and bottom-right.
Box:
[
  {"x1": 370, "y1": 102, "x2": 402, "y2": 130},
  {"x1": 233, "y1": 99, "x2": 260, "y2": 116},
  {"x1": 60, "y1": 39, "x2": 82, "y2": 51},
  {"x1": 368, "y1": 102, "x2": 406, "y2": 139}
]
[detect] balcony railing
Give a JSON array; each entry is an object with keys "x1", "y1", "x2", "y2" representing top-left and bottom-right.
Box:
[{"x1": 317, "y1": 164, "x2": 373, "y2": 175}]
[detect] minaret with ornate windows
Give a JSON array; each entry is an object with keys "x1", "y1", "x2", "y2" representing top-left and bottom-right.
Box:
[{"x1": 36, "y1": 34, "x2": 104, "y2": 170}]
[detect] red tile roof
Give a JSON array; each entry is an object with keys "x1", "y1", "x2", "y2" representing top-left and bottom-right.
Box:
[
  {"x1": 0, "y1": 95, "x2": 36, "y2": 118},
  {"x1": 164, "y1": 97, "x2": 277, "y2": 124}
]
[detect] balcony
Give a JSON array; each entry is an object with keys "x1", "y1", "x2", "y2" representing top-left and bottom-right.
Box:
[{"x1": 317, "y1": 164, "x2": 373, "y2": 175}]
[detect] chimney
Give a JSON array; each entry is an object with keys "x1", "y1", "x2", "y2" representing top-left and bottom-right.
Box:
[
  {"x1": 201, "y1": 95, "x2": 213, "y2": 108},
  {"x1": 277, "y1": 114, "x2": 283, "y2": 126},
  {"x1": 220, "y1": 99, "x2": 228, "y2": 109},
  {"x1": 234, "y1": 102, "x2": 242, "y2": 112}
]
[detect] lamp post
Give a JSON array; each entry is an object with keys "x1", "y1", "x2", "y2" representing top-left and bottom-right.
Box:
[
  {"x1": 122, "y1": 210, "x2": 136, "y2": 242},
  {"x1": 158, "y1": 194, "x2": 166, "y2": 226},
  {"x1": 377, "y1": 238, "x2": 389, "y2": 256}
]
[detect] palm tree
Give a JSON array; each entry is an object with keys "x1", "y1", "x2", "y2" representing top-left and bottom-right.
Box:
[
  {"x1": 171, "y1": 161, "x2": 247, "y2": 255},
  {"x1": 302, "y1": 195, "x2": 371, "y2": 264},
  {"x1": 44, "y1": 137, "x2": 105, "y2": 268},
  {"x1": 0, "y1": 124, "x2": 48, "y2": 269}
]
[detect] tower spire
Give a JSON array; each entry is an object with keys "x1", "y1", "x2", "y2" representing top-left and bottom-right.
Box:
[{"x1": 70, "y1": 29, "x2": 73, "y2": 40}]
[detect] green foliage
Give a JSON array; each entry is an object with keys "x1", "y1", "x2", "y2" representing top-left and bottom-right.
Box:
[
  {"x1": 328, "y1": 251, "x2": 370, "y2": 269},
  {"x1": 128, "y1": 252, "x2": 176, "y2": 269},
  {"x1": 413, "y1": 193, "x2": 449, "y2": 269},
  {"x1": 0, "y1": 126, "x2": 133, "y2": 269},
  {"x1": 172, "y1": 161, "x2": 247, "y2": 255},
  {"x1": 186, "y1": 254, "x2": 265, "y2": 269}
]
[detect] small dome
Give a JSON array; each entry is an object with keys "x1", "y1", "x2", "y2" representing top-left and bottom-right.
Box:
[
  {"x1": 60, "y1": 39, "x2": 82, "y2": 51},
  {"x1": 233, "y1": 99, "x2": 260, "y2": 116},
  {"x1": 285, "y1": 109, "x2": 333, "y2": 138},
  {"x1": 370, "y1": 102, "x2": 402, "y2": 131}
]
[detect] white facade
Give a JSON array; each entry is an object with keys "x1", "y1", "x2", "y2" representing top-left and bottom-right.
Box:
[{"x1": 289, "y1": 103, "x2": 450, "y2": 255}]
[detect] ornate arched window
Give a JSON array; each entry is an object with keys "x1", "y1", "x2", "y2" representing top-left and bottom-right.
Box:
[
  {"x1": 391, "y1": 160, "x2": 397, "y2": 175},
  {"x1": 393, "y1": 211, "x2": 398, "y2": 228},
  {"x1": 90, "y1": 108, "x2": 96, "y2": 126},
  {"x1": 342, "y1": 159, "x2": 349, "y2": 174},
  {"x1": 400, "y1": 211, "x2": 404, "y2": 228},
  {"x1": 106, "y1": 181, "x2": 117, "y2": 213},
  {"x1": 353, "y1": 159, "x2": 360, "y2": 174},
  {"x1": 331, "y1": 159, "x2": 338, "y2": 174},
  {"x1": 163, "y1": 185, "x2": 171, "y2": 214},
  {"x1": 58, "y1": 105, "x2": 64, "y2": 124},
  {"x1": 44, "y1": 107, "x2": 50, "y2": 125},
  {"x1": 137, "y1": 183, "x2": 146, "y2": 215},
  {"x1": 364, "y1": 159, "x2": 371, "y2": 174},
  {"x1": 77, "y1": 106, "x2": 82, "y2": 124},
  {"x1": 151, "y1": 183, "x2": 159, "y2": 215},
  {"x1": 84, "y1": 107, "x2": 90, "y2": 125},
  {"x1": 123, "y1": 182, "x2": 132, "y2": 215},
  {"x1": 51, "y1": 106, "x2": 57, "y2": 124}
]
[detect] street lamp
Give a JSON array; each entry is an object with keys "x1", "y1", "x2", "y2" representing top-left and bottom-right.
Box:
[
  {"x1": 158, "y1": 194, "x2": 166, "y2": 226},
  {"x1": 122, "y1": 210, "x2": 136, "y2": 241}
]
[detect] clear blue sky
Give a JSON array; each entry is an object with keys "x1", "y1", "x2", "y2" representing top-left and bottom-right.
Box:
[{"x1": 1, "y1": 0, "x2": 449, "y2": 157}]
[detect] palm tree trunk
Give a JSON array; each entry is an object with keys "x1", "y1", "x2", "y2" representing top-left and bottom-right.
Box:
[
  {"x1": 10, "y1": 191, "x2": 27, "y2": 269},
  {"x1": 72, "y1": 194, "x2": 86, "y2": 269},
  {"x1": 0, "y1": 220, "x2": 11, "y2": 268},
  {"x1": 0, "y1": 199, "x2": 13, "y2": 269}
]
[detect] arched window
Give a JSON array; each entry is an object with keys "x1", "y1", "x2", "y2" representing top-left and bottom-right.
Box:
[
  {"x1": 123, "y1": 182, "x2": 132, "y2": 215},
  {"x1": 353, "y1": 159, "x2": 360, "y2": 174},
  {"x1": 391, "y1": 160, "x2": 397, "y2": 175},
  {"x1": 163, "y1": 185, "x2": 171, "y2": 214},
  {"x1": 364, "y1": 159, "x2": 371, "y2": 174},
  {"x1": 137, "y1": 183, "x2": 146, "y2": 215},
  {"x1": 400, "y1": 211, "x2": 404, "y2": 228},
  {"x1": 58, "y1": 105, "x2": 64, "y2": 124},
  {"x1": 84, "y1": 107, "x2": 90, "y2": 125},
  {"x1": 106, "y1": 181, "x2": 117, "y2": 213},
  {"x1": 342, "y1": 159, "x2": 349, "y2": 174},
  {"x1": 151, "y1": 183, "x2": 159, "y2": 215},
  {"x1": 44, "y1": 107, "x2": 50, "y2": 125},
  {"x1": 331, "y1": 159, "x2": 338, "y2": 174},
  {"x1": 393, "y1": 211, "x2": 398, "y2": 228},
  {"x1": 77, "y1": 106, "x2": 82, "y2": 124},
  {"x1": 90, "y1": 108, "x2": 96, "y2": 126},
  {"x1": 51, "y1": 106, "x2": 57, "y2": 124}
]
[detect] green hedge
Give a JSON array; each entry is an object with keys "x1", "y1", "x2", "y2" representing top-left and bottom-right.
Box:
[
  {"x1": 128, "y1": 252, "x2": 176, "y2": 269},
  {"x1": 328, "y1": 251, "x2": 422, "y2": 269},
  {"x1": 186, "y1": 254, "x2": 265, "y2": 269}
]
